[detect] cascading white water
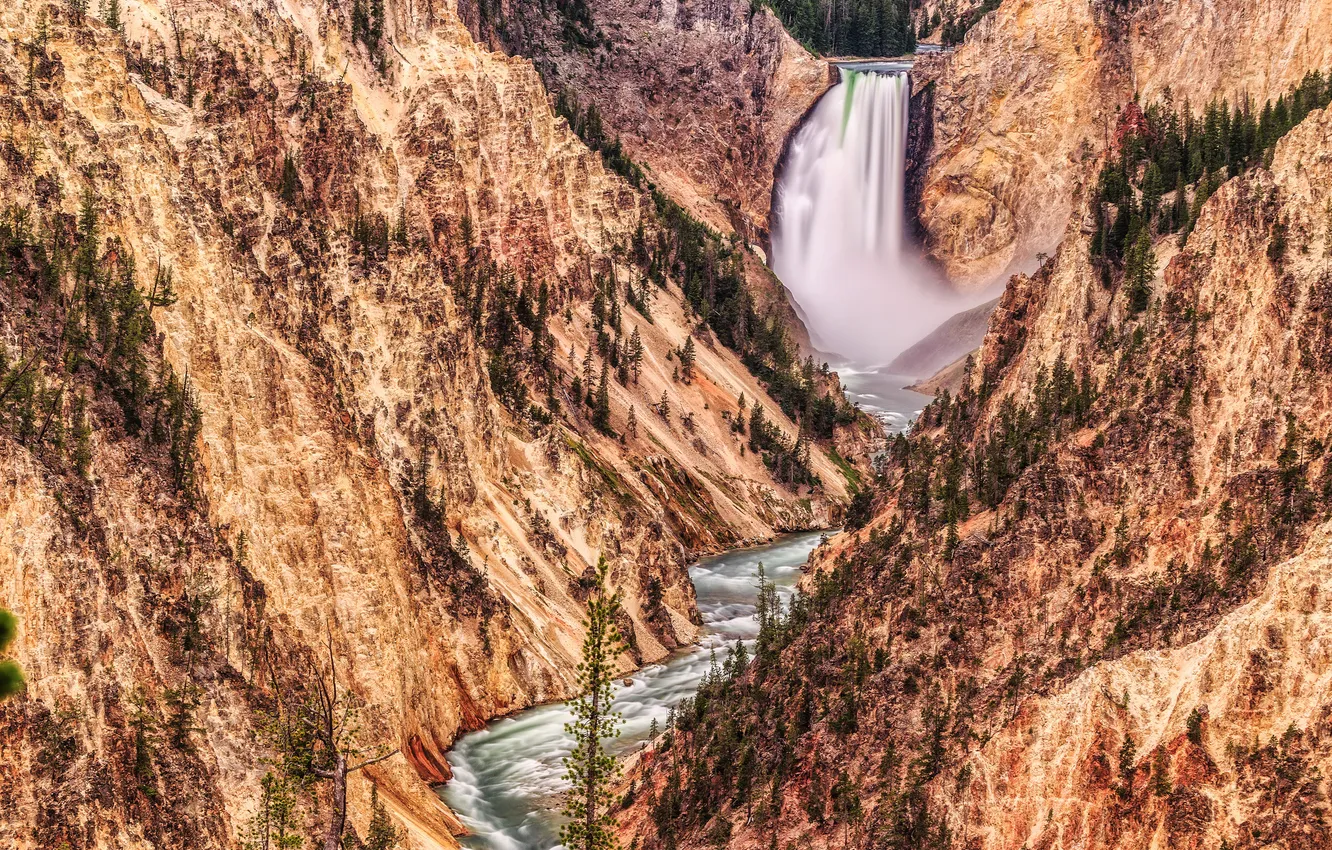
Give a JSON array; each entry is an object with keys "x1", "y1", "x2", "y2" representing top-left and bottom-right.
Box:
[{"x1": 772, "y1": 67, "x2": 960, "y2": 367}]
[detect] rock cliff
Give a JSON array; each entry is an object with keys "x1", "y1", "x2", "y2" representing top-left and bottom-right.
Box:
[
  {"x1": 917, "y1": 0, "x2": 1332, "y2": 289},
  {"x1": 0, "y1": 1, "x2": 865, "y2": 847},
  {"x1": 470, "y1": 0, "x2": 831, "y2": 243}
]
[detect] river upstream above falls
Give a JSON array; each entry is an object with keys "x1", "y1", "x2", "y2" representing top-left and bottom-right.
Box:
[{"x1": 438, "y1": 532, "x2": 826, "y2": 850}]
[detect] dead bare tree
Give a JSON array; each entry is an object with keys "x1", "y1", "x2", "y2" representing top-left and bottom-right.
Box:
[{"x1": 304, "y1": 629, "x2": 398, "y2": 850}]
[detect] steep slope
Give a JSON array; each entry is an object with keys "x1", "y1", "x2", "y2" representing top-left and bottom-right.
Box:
[
  {"x1": 470, "y1": 0, "x2": 830, "y2": 242},
  {"x1": 462, "y1": 0, "x2": 844, "y2": 362},
  {"x1": 620, "y1": 39, "x2": 1332, "y2": 850},
  {"x1": 0, "y1": 1, "x2": 865, "y2": 847},
  {"x1": 916, "y1": 0, "x2": 1332, "y2": 288}
]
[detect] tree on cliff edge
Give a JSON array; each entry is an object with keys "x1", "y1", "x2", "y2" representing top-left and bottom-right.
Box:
[
  {"x1": 0, "y1": 607, "x2": 22, "y2": 700},
  {"x1": 561, "y1": 556, "x2": 626, "y2": 850}
]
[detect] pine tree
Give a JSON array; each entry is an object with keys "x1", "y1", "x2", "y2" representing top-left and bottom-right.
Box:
[
  {"x1": 1171, "y1": 173, "x2": 1189, "y2": 232},
  {"x1": 1140, "y1": 162, "x2": 1163, "y2": 222},
  {"x1": 100, "y1": 0, "x2": 122, "y2": 33},
  {"x1": 748, "y1": 403, "x2": 767, "y2": 451},
  {"x1": 628, "y1": 327, "x2": 644, "y2": 384},
  {"x1": 0, "y1": 607, "x2": 22, "y2": 700},
  {"x1": 365, "y1": 786, "x2": 405, "y2": 850},
  {"x1": 1124, "y1": 228, "x2": 1156, "y2": 314},
  {"x1": 279, "y1": 153, "x2": 300, "y2": 204},
  {"x1": 754, "y1": 562, "x2": 779, "y2": 653},
  {"x1": 627, "y1": 405, "x2": 637, "y2": 438},
  {"x1": 679, "y1": 335, "x2": 696, "y2": 383},
  {"x1": 561, "y1": 556, "x2": 625, "y2": 850},
  {"x1": 593, "y1": 363, "x2": 611, "y2": 433}
]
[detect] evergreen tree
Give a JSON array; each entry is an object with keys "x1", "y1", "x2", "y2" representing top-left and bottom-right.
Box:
[
  {"x1": 0, "y1": 607, "x2": 22, "y2": 700},
  {"x1": 365, "y1": 786, "x2": 405, "y2": 850},
  {"x1": 679, "y1": 335, "x2": 696, "y2": 383},
  {"x1": 1140, "y1": 162, "x2": 1163, "y2": 223},
  {"x1": 1171, "y1": 173, "x2": 1189, "y2": 232},
  {"x1": 100, "y1": 0, "x2": 122, "y2": 33},
  {"x1": 242, "y1": 770, "x2": 302, "y2": 850},
  {"x1": 561, "y1": 557, "x2": 626, "y2": 850},
  {"x1": 763, "y1": 0, "x2": 915, "y2": 56},
  {"x1": 628, "y1": 327, "x2": 644, "y2": 384},
  {"x1": 754, "y1": 562, "x2": 782, "y2": 659},
  {"x1": 1124, "y1": 228, "x2": 1156, "y2": 314},
  {"x1": 594, "y1": 363, "x2": 611, "y2": 433},
  {"x1": 748, "y1": 403, "x2": 767, "y2": 451},
  {"x1": 279, "y1": 153, "x2": 300, "y2": 204}
]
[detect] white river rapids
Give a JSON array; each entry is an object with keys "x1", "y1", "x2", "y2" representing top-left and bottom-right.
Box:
[{"x1": 438, "y1": 533, "x2": 825, "y2": 850}]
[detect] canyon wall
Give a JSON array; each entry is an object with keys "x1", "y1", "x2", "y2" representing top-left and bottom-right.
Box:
[
  {"x1": 623, "y1": 96, "x2": 1332, "y2": 850},
  {"x1": 468, "y1": 0, "x2": 839, "y2": 353},
  {"x1": 918, "y1": 0, "x2": 1332, "y2": 289},
  {"x1": 0, "y1": 0, "x2": 864, "y2": 847},
  {"x1": 472, "y1": 0, "x2": 831, "y2": 242}
]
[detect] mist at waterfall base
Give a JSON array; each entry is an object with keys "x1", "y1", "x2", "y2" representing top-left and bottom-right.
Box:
[
  {"x1": 772, "y1": 68, "x2": 982, "y2": 372},
  {"x1": 439, "y1": 533, "x2": 824, "y2": 850}
]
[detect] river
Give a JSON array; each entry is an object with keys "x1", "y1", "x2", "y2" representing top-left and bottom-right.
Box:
[
  {"x1": 438, "y1": 532, "x2": 826, "y2": 850},
  {"x1": 438, "y1": 369, "x2": 928, "y2": 850}
]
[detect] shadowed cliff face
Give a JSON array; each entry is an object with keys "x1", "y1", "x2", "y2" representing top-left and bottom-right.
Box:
[
  {"x1": 0, "y1": 1, "x2": 866, "y2": 847},
  {"x1": 919, "y1": 0, "x2": 1332, "y2": 290}
]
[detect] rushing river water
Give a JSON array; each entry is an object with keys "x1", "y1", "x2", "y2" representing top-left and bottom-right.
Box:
[
  {"x1": 438, "y1": 532, "x2": 826, "y2": 850},
  {"x1": 835, "y1": 363, "x2": 930, "y2": 434}
]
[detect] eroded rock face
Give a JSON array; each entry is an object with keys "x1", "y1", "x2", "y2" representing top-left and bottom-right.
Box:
[
  {"x1": 476, "y1": 0, "x2": 832, "y2": 241},
  {"x1": 918, "y1": 0, "x2": 1332, "y2": 290},
  {"x1": 0, "y1": 1, "x2": 860, "y2": 847},
  {"x1": 940, "y1": 104, "x2": 1332, "y2": 849}
]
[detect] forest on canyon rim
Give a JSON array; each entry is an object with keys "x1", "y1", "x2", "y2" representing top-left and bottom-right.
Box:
[{"x1": 3, "y1": 0, "x2": 1332, "y2": 849}]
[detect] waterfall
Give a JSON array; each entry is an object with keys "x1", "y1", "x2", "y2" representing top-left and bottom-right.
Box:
[{"x1": 772, "y1": 67, "x2": 958, "y2": 367}]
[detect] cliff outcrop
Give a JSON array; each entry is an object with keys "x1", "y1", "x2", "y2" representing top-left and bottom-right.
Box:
[
  {"x1": 917, "y1": 0, "x2": 1332, "y2": 289},
  {"x1": 471, "y1": 0, "x2": 831, "y2": 242}
]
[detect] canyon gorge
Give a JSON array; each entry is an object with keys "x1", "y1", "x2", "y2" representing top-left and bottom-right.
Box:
[{"x1": 2, "y1": 0, "x2": 1332, "y2": 849}]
